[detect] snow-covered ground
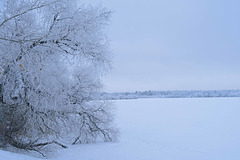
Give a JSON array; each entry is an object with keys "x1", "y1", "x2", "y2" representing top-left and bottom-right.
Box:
[{"x1": 1, "y1": 98, "x2": 240, "y2": 160}]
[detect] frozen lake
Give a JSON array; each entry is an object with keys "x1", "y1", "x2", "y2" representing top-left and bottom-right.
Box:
[
  {"x1": 114, "y1": 98, "x2": 240, "y2": 160},
  {"x1": 1, "y1": 98, "x2": 240, "y2": 160}
]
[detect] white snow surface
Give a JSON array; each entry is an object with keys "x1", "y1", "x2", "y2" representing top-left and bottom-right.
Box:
[{"x1": 1, "y1": 98, "x2": 240, "y2": 160}]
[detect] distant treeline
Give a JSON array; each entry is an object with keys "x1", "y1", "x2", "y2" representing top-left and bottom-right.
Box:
[{"x1": 99, "y1": 89, "x2": 240, "y2": 100}]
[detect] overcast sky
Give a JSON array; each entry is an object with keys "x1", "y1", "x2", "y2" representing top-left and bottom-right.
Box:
[{"x1": 84, "y1": 0, "x2": 240, "y2": 92}]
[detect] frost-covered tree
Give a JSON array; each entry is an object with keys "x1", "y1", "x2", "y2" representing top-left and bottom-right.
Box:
[{"x1": 0, "y1": 0, "x2": 116, "y2": 155}]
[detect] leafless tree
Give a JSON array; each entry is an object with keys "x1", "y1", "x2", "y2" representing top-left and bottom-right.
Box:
[{"x1": 0, "y1": 0, "x2": 117, "y2": 156}]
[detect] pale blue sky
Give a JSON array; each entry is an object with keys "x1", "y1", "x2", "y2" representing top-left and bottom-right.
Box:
[{"x1": 84, "y1": 0, "x2": 240, "y2": 92}]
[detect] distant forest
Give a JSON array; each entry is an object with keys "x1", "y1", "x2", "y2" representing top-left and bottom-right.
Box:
[{"x1": 99, "y1": 90, "x2": 240, "y2": 100}]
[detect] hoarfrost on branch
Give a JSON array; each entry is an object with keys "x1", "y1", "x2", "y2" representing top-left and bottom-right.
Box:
[{"x1": 0, "y1": 0, "x2": 117, "y2": 156}]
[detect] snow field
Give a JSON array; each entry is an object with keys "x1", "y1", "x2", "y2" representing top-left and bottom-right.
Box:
[{"x1": 1, "y1": 98, "x2": 240, "y2": 160}]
